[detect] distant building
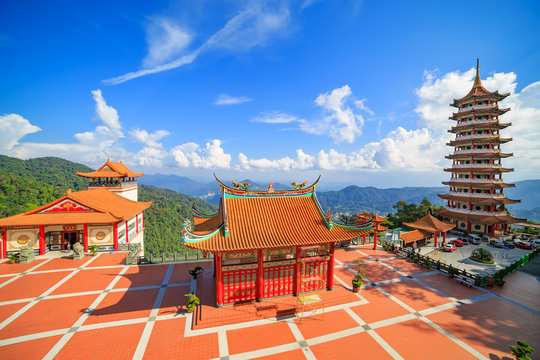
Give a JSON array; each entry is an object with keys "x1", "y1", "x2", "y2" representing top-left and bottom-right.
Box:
[
  {"x1": 0, "y1": 160, "x2": 151, "y2": 259},
  {"x1": 435, "y1": 60, "x2": 525, "y2": 237}
]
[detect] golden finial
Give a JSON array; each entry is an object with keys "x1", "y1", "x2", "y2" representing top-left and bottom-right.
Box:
[
  {"x1": 473, "y1": 58, "x2": 483, "y2": 88},
  {"x1": 66, "y1": 189, "x2": 72, "y2": 195}
]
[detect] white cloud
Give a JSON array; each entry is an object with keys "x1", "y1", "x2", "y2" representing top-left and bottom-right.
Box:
[
  {"x1": 130, "y1": 128, "x2": 169, "y2": 147},
  {"x1": 237, "y1": 149, "x2": 314, "y2": 171},
  {"x1": 171, "y1": 139, "x2": 231, "y2": 168},
  {"x1": 0, "y1": 114, "x2": 41, "y2": 153},
  {"x1": 252, "y1": 111, "x2": 302, "y2": 124},
  {"x1": 214, "y1": 94, "x2": 252, "y2": 105},
  {"x1": 354, "y1": 98, "x2": 374, "y2": 115},
  {"x1": 104, "y1": 2, "x2": 290, "y2": 85},
  {"x1": 143, "y1": 17, "x2": 192, "y2": 68},
  {"x1": 129, "y1": 128, "x2": 170, "y2": 167},
  {"x1": 90, "y1": 89, "x2": 122, "y2": 134}
]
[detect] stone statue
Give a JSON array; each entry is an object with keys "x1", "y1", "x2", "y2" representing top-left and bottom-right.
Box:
[
  {"x1": 72, "y1": 242, "x2": 85, "y2": 260},
  {"x1": 19, "y1": 245, "x2": 35, "y2": 264}
]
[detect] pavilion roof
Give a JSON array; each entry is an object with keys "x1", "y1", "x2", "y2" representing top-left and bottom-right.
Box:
[
  {"x1": 183, "y1": 178, "x2": 371, "y2": 252},
  {"x1": 400, "y1": 229, "x2": 431, "y2": 244},
  {"x1": 77, "y1": 159, "x2": 144, "y2": 179},
  {"x1": 0, "y1": 188, "x2": 151, "y2": 227},
  {"x1": 402, "y1": 213, "x2": 455, "y2": 233}
]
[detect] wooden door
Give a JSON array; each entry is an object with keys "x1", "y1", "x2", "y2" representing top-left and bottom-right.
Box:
[{"x1": 263, "y1": 264, "x2": 294, "y2": 298}]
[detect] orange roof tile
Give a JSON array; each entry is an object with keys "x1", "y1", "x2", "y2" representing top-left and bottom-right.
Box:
[
  {"x1": 400, "y1": 229, "x2": 431, "y2": 244},
  {"x1": 0, "y1": 188, "x2": 151, "y2": 227},
  {"x1": 184, "y1": 190, "x2": 370, "y2": 252},
  {"x1": 77, "y1": 159, "x2": 144, "y2": 178},
  {"x1": 402, "y1": 213, "x2": 455, "y2": 233},
  {"x1": 434, "y1": 208, "x2": 525, "y2": 225}
]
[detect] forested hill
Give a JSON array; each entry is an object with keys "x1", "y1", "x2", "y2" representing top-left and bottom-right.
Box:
[{"x1": 0, "y1": 156, "x2": 217, "y2": 256}]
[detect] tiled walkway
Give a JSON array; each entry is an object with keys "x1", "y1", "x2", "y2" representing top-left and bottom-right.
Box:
[{"x1": 0, "y1": 246, "x2": 538, "y2": 359}]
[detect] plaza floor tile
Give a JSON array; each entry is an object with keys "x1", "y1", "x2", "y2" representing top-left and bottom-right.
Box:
[
  {"x1": 0, "y1": 335, "x2": 63, "y2": 360},
  {"x1": 51, "y1": 267, "x2": 124, "y2": 295},
  {"x1": 350, "y1": 287, "x2": 410, "y2": 324},
  {"x1": 37, "y1": 256, "x2": 92, "y2": 271},
  {"x1": 0, "y1": 301, "x2": 30, "y2": 326},
  {"x1": 427, "y1": 297, "x2": 540, "y2": 359},
  {"x1": 379, "y1": 279, "x2": 453, "y2": 311},
  {"x1": 0, "y1": 276, "x2": 15, "y2": 286},
  {"x1": 157, "y1": 285, "x2": 190, "y2": 316},
  {"x1": 56, "y1": 323, "x2": 145, "y2": 360},
  {"x1": 375, "y1": 318, "x2": 475, "y2": 360},
  {"x1": 489, "y1": 270, "x2": 540, "y2": 312},
  {"x1": 227, "y1": 321, "x2": 296, "y2": 355},
  {"x1": 363, "y1": 262, "x2": 403, "y2": 283},
  {"x1": 113, "y1": 264, "x2": 168, "y2": 289},
  {"x1": 144, "y1": 317, "x2": 219, "y2": 360},
  {"x1": 0, "y1": 271, "x2": 71, "y2": 302},
  {"x1": 418, "y1": 273, "x2": 484, "y2": 300},
  {"x1": 294, "y1": 309, "x2": 358, "y2": 340},
  {"x1": 85, "y1": 252, "x2": 128, "y2": 267},
  {"x1": 168, "y1": 261, "x2": 212, "y2": 284},
  {"x1": 310, "y1": 331, "x2": 393, "y2": 360},
  {"x1": 382, "y1": 258, "x2": 432, "y2": 275},
  {"x1": 334, "y1": 266, "x2": 355, "y2": 285},
  {"x1": 0, "y1": 294, "x2": 98, "y2": 339},
  {"x1": 356, "y1": 246, "x2": 396, "y2": 260},
  {"x1": 0, "y1": 259, "x2": 47, "y2": 275},
  {"x1": 334, "y1": 248, "x2": 371, "y2": 263},
  {"x1": 84, "y1": 289, "x2": 158, "y2": 325},
  {"x1": 255, "y1": 349, "x2": 307, "y2": 359}
]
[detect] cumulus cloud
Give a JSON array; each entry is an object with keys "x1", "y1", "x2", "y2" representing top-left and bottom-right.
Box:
[
  {"x1": 0, "y1": 114, "x2": 41, "y2": 153},
  {"x1": 237, "y1": 149, "x2": 313, "y2": 171},
  {"x1": 252, "y1": 111, "x2": 302, "y2": 124},
  {"x1": 171, "y1": 139, "x2": 231, "y2": 168},
  {"x1": 214, "y1": 94, "x2": 252, "y2": 105},
  {"x1": 143, "y1": 17, "x2": 192, "y2": 68},
  {"x1": 129, "y1": 128, "x2": 170, "y2": 167},
  {"x1": 104, "y1": 2, "x2": 290, "y2": 84}
]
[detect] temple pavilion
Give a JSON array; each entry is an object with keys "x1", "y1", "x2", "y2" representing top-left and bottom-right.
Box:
[
  {"x1": 0, "y1": 160, "x2": 151, "y2": 259},
  {"x1": 400, "y1": 213, "x2": 455, "y2": 248},
  {"x1": 183, "y1": 176, "x2": 373, "y2": 306},
  {"x1": 435, "y1": 59, "x2": 525, "y2": 237}
]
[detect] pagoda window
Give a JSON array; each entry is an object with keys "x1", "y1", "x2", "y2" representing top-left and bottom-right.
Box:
[
  {"x1": 474, "y1": 225, "x2": 482, "y2": 230},
  {"x1": 462, "y1": 205, "x2": 468, "y2": 209},
  {"x1": 460, "y1": 222, "x2": 466, "y2": 228},
  {"x1": 476, "y1": 189, "x2": 481, "y2": 193},
  {"x1": 464, "y1": 188, "x2": 469, "y2": 193}
]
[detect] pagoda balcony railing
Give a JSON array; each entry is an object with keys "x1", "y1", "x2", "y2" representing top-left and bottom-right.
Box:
[
  {"x1": 88, "y1": 180, "x2": 138, "y2": 187},
  {"x1": 447, "y1": 178, "x2": 503, "y2": 183},
  {"x1": 444, "y1": 207, "x2": 506, "y2": 217},
  {"x1": 451, "y1": 149, "x2": 499, "y2": 155},
  {"x1": 448, "y1": 191, "x2": 504, "y2": 198},
  {"x1": 454, "y1": 119, "x2": 498, "y2": 127},
  {"x1": 451, "y1": 163, "x2": 501, "y2": 169},
  {"x1": 458, "y1": 104, "x2": 497, "y2": 112},
  {"x1": 454, "y1": 133, "x2": 497, "y2": 141}
]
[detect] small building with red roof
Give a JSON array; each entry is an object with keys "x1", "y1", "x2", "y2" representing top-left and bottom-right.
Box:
[{"x1": 0, "y1": 160, "x2": 151, "y2": 259}]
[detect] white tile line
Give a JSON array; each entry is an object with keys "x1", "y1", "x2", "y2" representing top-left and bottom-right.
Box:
[
  {"x1": 228, "y1": 342, "x2": 302, "y2": 360},
  {"x1": 132, "y1": 264, "x2": 175, "y2": 359},
  {"x1": 0, "y1": 328, "x2": 68, "y2": 346},
  {"x1": 0, "y1": 258, "x2": 55, "y2": 288},
  {"x1": 218, "y1": 330, "x2": 229, "y2": 358},
  {"x1": 42, "y1": 265, "x2": 130, "y2": 360},
  {"x1": 367, "y1": 330, "x2": 406, "y2": 360}
]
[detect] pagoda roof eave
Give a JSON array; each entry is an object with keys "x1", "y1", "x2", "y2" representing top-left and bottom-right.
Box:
[
  {"x1": 451, "y1": 90, "x2": 510, "y2": 106},
  {"x1": 449, "y1": 122, "x2": 511, "y2": 131},
  {"x1": 438, "y1": 193, "x2": 521, "y2": 205},
  {"x1": 434, "y1": 208, "x2": 526, "y2": 225},
  {"x1": 443, "y1": 167, "x2": 514, "y2": 173},
  {"x1": 450, "y1": 107, "x2": 510, "y2": 118},
  {"x1": 445, "y1": 152, "x2": 513, "y2": 159},
  {"x1": 442, "y1": 181, "x2": 515, "y2": 188}
]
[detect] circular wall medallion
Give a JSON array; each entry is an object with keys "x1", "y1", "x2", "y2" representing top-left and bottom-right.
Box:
[
  {"x1": 17, "y1": 235, "x2": 30, "y2": 245},
  {"x1": 95, "y1": 231, "x2": 106, "y2": 240}
]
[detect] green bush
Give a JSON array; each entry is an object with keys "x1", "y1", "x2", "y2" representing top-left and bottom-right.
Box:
[
  {"x1": 470, "y1": 248, "x2": 494, "y2": 264},
  {"x1": 510, "y1": 340, "x2": 535, "y2": 360}
]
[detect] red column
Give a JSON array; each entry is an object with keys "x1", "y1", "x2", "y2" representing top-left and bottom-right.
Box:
[
  {"x1": 216, "y1": 253, "x2": 223, "y2": 307},
  {"x1": 490, "y1": 226, "x2": 495, "y2": 238},
  {"x1": 373, "y1": 229, "x2": 378, "y2": 249},
  {"x1": 39, "y1": 225, "x2": 45, "y2": 255},
  {"x1": 257, "y1": 249, "x2": 263, "y2": 301},
  {"x1": 362, "y1": 233, "x2": 366, "y2": 245},
  {"x1": 113, "y1": 223, "x2": 118, "y2": 251},
  {"x1": 2, "y1": 228, "x2": 6, "y2": 259},
  {"x1": 142, "y1": 212, "x2": 145, "y2": 228},
  {"x1": 434, "y1": 232, "x2": 438, "y2": 247},
  {"x1": 125, "y1": 220, "x2": 129, "y2": 244},
  {"x1": 83, "y1": 224, "x2": 88, "y2": 253},
  {"x1": 293, "y1": 246, "x2": 301, "y2": 295},
  {"x1": 467, "y1": 221, "x2": 471, "y2": 233},
  {"x1": 443, "y1": 232, "x2": 446, "y2": 244},
  {"x1": 327, "y1": 242, "x2": 335, "y2": 290}
]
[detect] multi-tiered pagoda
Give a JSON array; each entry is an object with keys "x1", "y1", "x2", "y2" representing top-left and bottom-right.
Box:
[{"x1": 436, "y1": 60, "x2": 525, "y2": 238}]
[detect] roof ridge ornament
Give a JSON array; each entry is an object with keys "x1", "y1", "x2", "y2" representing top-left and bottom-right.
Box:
[
  {"x1": 231, "y1": 179, "x2": 250, "y2": 191},
  {"x1": 473, "y1": 58, "x2": 483, "y2": 89},
  {"x1": 291, "y1": 180, "x2": 307, "y2": 190}
]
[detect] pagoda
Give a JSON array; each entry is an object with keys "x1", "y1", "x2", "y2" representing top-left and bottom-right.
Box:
[{"x1": 435, "y1": 59, "x2": 525, "y2": 237}]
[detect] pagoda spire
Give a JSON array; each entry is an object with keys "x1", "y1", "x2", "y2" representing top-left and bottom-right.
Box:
[{"x1": 472, "y1": 58, "x2": 483, "y2": 88}]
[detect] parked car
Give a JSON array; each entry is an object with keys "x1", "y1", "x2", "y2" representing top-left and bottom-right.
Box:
[
  {"x1": 481, "y1": 234, "x2": 490, "y2": 242},
  {"x1": 514, "y1": 240, "x2": 533, "y2": 250},
  {"x1": 450, "y1": 239, "x2": 464, "y2": 247},
  {"x1": 469, "y1": 237, "x2": 481, "y2": 245},
  {"x1": 444, "y1": 243, "x2": 457, "y2": 252},
  {"x1": 490, "y1": 240, "x2": 505, "y2": 248},
  {"x1": 531, "y1": 239, "x2": 540, "y2": 247},
  {"x1": 460, "y1": 237, "x2": 470, "y2": 245},
  {"x1": 502, "y1": 240, "x2": 515, "y2": 249}
]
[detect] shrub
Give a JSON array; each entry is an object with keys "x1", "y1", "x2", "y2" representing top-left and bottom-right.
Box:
[
  {"x1": 470, "y1": 248, "x2": 494, "y2": 264},
  {"x1": 351, "y1": 258, "x2": 366, "y2": 288},
  {"x1": 510, "y1": 340, "x2": 535, "y2": 360},
  {"x1": 184, "y1": 294, "x2": 200, "y2": 313}
]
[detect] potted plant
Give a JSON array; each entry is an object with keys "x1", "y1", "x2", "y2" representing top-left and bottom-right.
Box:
[
  {"x1": 351, "y1": 258, "x2": 366, "y2": 293},
  {"x1": 184, "y1": 293, "x2": 200, "y2": 313},
  {"x1": 88, "y1": 245, "x2": 100, "y2": 256},
  {"x1": 486, "y1": 275, "x2": 494, "y2": 287},
  {"x1": 8, "y1": 253, "x2": 19, "y2": 264},
  {"x1": 510, "y1": 340, "x2": 535, "y2": 360}
]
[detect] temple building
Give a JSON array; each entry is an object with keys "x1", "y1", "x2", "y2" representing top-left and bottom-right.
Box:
[
  {"x1": 400, "y1": 213, "x2": 455, "y2": 248},
  {"x1": 435, "y1": 60, "x2": 525, "y2": 237},
  {"x1": 0, "y1": 160, "x2": 151, "y2": 259},
  {"x1": 183, "y1": 176, "x2": 373, "y2": 306}
]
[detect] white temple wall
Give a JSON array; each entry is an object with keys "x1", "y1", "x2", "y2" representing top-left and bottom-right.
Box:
[
  {"x1": 7, "y1": 228, "x2": 39, "y2": 251},
  {"x1": 88, "y1": 226, "x2": 113, "y2": 246}
]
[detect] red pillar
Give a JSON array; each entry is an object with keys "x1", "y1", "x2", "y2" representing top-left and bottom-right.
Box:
[
  {"x1": 113, "y1": 223, "x2": 118, "y2": 251},
  {"x1": 466, "y1": 221, "x2": 471, "y2": 233},
  {"x1": 216, "y1": 253, "x2": 223, "y2": 307},
  {"x1": 2, "y1": 228, "x2": 6, "y2": 259},
  {"x1": 434, "y1": 232, "x2": 438, "y2": 247},
  {"x1": 327, "y1": 242, "x2": 335, "y2": 290},
  {"x1": 125, "y1": 220, "x2": 129, "y2": 243},
  {"x1": 39, "y1": 225, "x2": 45, "y2": 255},
  {"x1": 83, "y1": 224, "x2": 88, "y2": 253},
  {"x1": 490, "y1": 225, "x2": 495, "y2": 238},
  {"x1": 443, "y1": 232, "x2": 446, "y2": 244},
  {"x1": 362, "y1": 233, "x2": 366, "y2": 245},
  {"x1": 293, "y1": 246, "x2": 301, "y2": 295},
  {"x1": 257, "y1": 249, "x2": 263, "y2": 301},
  {"x1": 373, "y1": 229, "x2": 378, "y2": 249},
  {"x1": 142, "y1": 212, "x2": 145, "y2": 229}
]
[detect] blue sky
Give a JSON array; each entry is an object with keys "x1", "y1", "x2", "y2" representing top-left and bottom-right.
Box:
[{"x1": 1, "y1": 0, "x2": 539, "y2": 189}]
